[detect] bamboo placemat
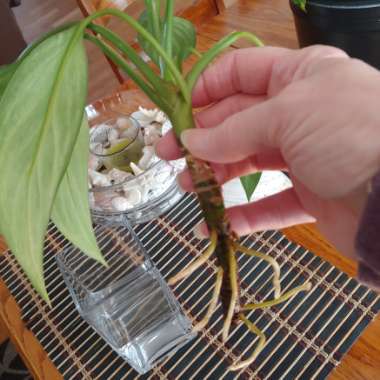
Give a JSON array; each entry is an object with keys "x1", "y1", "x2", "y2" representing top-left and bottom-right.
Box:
[{"x1": 0, "y1": 193, "x2": 379, "y2": 379}]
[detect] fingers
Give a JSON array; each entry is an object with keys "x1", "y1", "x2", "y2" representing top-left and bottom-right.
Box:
[
  {"x1": 155, "y1": 93, "x2": 265, "y2": 161},
  {"x1": 155, "y1": 130, "x2": 181, "y2": 161},
  {"x1": 192, "y1": 45, "x2": 348, "y2": 107},
  {"x1": 178, "y1": 152, "x2": 287, "y2": 192},
  {"x1": 196, "y1": 93, "x2": 266, "y2": 130},
  {"x1": 192, "y1": 47, "x2": 288, "y2": 107},
  {"x1": 194, "y1": 188, "x2": 316, "y2": 238},
  {"x1": 181, "y1": 99, "x2": 281, "y2": 164}
]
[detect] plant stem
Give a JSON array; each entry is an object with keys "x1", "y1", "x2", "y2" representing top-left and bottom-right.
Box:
[
  {"x1": 88, "y1": 23, "x2": 165, "y2": 92},
  {"x1": 145, "y1": 0, "x2": 161, "y2": 41},
  {"x1": 190, "y1": 47, "x2": 203, "y2": 58},
  {"x1": 163, "y1": 0, "x2": 174, "y2": 80},
  {"x1": 84, "y1": 33, "x2": 167, "y2": 111},
  {"x1": 84, "y1": 8, "x2": 190, "y2": 103}
]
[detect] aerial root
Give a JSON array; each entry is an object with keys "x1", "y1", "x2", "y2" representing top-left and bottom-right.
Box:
[
  {"x1": 168, "y1": 229, "x2": 217, "y2": 286},
  {"x1": 194, "y1": 267, "x2": 223, "y2": 332}
]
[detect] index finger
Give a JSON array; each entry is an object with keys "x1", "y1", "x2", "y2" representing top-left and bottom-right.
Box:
[{"x1": 192, "y1": 46, "x2": 288, "y2": 107}]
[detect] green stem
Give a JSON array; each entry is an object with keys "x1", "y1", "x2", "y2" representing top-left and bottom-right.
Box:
[
  {"x1": 190, "y1": 47, "x2": 203, "y2": 59},
  {"x1": 186, "y1": 31, "x2": 264, "y2": 91},
  {"x1": 145, "y1": 0, "x2": 161, "y2": 41},
  {"x1": 163, "y1": 0, "x2": 174, "y2": 79},
  {"x1": 88, "y1": 23, "x2": 164, "y2": 91},
  {"x1": 85, "y1": 8, "x2": 190, "y2": 102},
  {"x1": 84, "y1": 33, "x2": 168, "y2": 111}
]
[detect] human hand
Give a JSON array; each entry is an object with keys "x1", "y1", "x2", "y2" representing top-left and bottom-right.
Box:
[{"x1": 156, "y1": 45, "x2": 380, "y2": 258}]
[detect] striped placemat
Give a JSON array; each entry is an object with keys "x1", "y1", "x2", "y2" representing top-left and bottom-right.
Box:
[{"x1": 0, "y1": 193, "x2": 379, "y2": 379}]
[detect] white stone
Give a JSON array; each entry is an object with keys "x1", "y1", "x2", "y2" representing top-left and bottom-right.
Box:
[
  {"x1": 116, "y1": 117, "x2": 131, "y2": 129},
  {"x1": 124, "y1": 188, "x2": 142, "y2": 205},
  {"x1": 108, "y1": 127, "x2": 119, "y2": 142},
  {"x1": 88, "y1": 154, "x2": 101, "y2": 171},
  {"x1": 161, "y1": 119, "x2": 173, "y2": 135},
  {"x1": 93, "y1": 191, "x2": 116, "y2": 210},
  {"x1": 108, "y1": 168, "x2": 132, "y2": 184},
  {"x1": 120, "y1": 127, "x2": 138, "y2": 140},
  {"x1": 90, "y1": 123, "x2": 111, "y2": 143},
  {"x1": 130, "y1": 162, "x2": 144, "y2": 176},
  {"x1": 89, "y1": 142, "x2": 104, "y2": 155},
  {"x1": 131, "y1": 107, "x2": 166, "y2": 127},
  {"x1": 89, "y1": 170, "x2": 111, "y2": 187},
  {"x1": 144, "y1": 124, "x2": 161, "y2": 146},
  {"x1": 138, "y1": 146, "x2": 155, "y2": 169},
  {"x1": 111, "y1": 196, "x2": 133, "y2": 211}
]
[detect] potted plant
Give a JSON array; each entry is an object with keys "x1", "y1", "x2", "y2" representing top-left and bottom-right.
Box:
[
  {"x1": 0, "y1": 0, "x2": 310, "y2": 370},
  {"x1": 290, "y1": 0, "x2": 380, "y2": 69}
]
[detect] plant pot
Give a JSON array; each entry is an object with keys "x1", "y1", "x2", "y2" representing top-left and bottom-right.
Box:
[{"x1": 290, "y1": 0, "x2": 380, "y2": 69}]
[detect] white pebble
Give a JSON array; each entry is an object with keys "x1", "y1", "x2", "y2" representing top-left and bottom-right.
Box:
[
  {"x1": 111, "y1": 196, "x2": 133, "y2": 211},
  {"x1": 90, "y1": 142, "x2": 104, "y2": 155},
  {"x1": 116, "y1": 117, "x2": 131, "y2": 129},
  {"x1": 130, "y1": 162, "x2": 144, "y2": 176},
  {"x1": 89, "y1": 170, "x2": 111, "y2": 187},
  {"x1": 88, "y1": 154, "x2": 101, "y2": 171},
  {"x1": 120, "y1": 127, "x2": 138, "y2": 140},
  {"x1": 124, "y1": 188, "x2": 142, "y2": 205},
  {"x1": 93, "y1": 191, "x2": 116, "y2": 210},
  {"x1": 138, "y1": 146, "x2": 155, "y2": 169},
  {"x1": 144, "y1": 125, "x2": 161, "y2": 146},
  {"x1": 108, "y1": 168, "x2": 132, "y2": 184},
  {"x1": 108, "y1": 128, "x2": 119, "y2": 142},
  {"x1": 131, "y1": 107, "x2": 166, "y2": 127},
  {"x1": 161, "y1": 120, "x2": 173, "y2": 135},
  {"x1": 90, "y1": 123, "x2": 111, "y2": 143}
]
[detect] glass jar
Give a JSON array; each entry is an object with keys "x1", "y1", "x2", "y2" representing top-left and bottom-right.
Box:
[
  {"x1": 56, "y1": 223, "x2": 195, "y2": 374},
  {"x1": 88, "y1": 113, "x2": 185, "y2": 225},
  {"x1": 90, "y1": 116, "x2": 144, "y2": 173}
]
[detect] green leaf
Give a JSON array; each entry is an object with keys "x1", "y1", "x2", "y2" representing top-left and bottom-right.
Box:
[
  {"x1": 0, "y1": 24, "x2": 87, "y2": 302},
  {"x1": 240, "y1": 172, "x2": 262, "y2": 201},
  {"x1": 52, "y1": 118, "x2": 106, "y2": 266},
  {"x1": 0, "y1": 64, "x2": 19, "y2": 236},
  {"x1": 292, "y1": 0, "x2": 307, "y2": 11},
  {"x1": 138, "y1": 12, "x2": 196, "y2": 73},
  {"x1": 171, "y1": 17, "x2": 196, "y2": 65},
  {"x1": 0, "y1": 64, "x2": 18, "y2": 96}
]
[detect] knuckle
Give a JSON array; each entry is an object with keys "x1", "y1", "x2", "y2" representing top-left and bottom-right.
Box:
[{"x1": 304, "y1": 44, "x2": 348, "y2": 59}]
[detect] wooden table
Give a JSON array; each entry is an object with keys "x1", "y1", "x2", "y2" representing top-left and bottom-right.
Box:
[{"x1": 0, "y1": 0, "x2": 379, "y2": 379}]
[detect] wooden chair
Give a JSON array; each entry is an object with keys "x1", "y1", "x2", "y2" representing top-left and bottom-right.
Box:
[{"x1": 76, "y1": 0, "x2": 227, "y2": 84}]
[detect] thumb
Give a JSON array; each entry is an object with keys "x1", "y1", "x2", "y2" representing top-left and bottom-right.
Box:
[{"x1": 180, "y1": 99, "x2": 281, "y2": 163}]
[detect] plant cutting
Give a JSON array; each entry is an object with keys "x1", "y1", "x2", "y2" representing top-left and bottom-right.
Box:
[{"x1": 0, "y1": 0, "x2": 311, "y2": 370}]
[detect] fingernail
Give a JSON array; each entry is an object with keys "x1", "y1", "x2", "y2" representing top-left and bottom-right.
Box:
[
  {"x1": 180, "y1": 130, "x2": 191, "y2": 148},
  {"x1": 193, "y1": 223, "x2": 208, "y2": 239}
]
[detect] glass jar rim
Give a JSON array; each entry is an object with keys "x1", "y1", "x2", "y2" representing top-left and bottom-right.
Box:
[{"x1": 89, "y1": 116, "x2": 141, "y2": 158}]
